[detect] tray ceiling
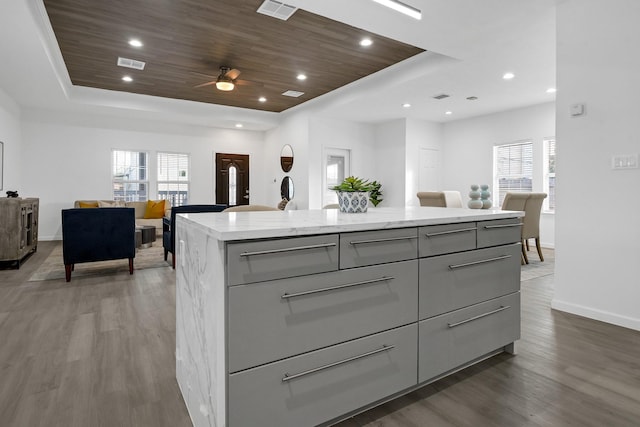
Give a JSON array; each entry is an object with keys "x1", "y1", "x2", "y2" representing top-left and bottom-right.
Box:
[{"x1": 43, "y1": 0, "x2": 424, "y2": 113}]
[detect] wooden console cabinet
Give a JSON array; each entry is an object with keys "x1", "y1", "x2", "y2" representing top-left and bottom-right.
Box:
[
  {"x1": 0, "y1": 198, "x2": 39, "y2": 268},
  {"x1": 175, "y1": 207, "x2": 523, "y2": 427}
]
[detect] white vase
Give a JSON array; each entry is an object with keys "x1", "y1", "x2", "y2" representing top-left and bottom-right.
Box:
[{"x1": 336, "y1": 191, "x2": 369, "y2": 213}]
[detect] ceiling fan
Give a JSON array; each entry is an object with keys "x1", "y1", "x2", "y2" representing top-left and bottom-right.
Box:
[{"x1": 194, "y1": 67, "x2": 250, "y2": 92}]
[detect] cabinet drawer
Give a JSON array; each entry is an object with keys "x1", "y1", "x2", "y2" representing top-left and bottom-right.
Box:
[
  {"x1": 418, "y1": 223, "x2": 477, "y2": 257},
  {"x1": 418, "y1": 292, "x2": 520, "y2": 383},
  {"x1": 229, "y1": 324, "x2": 417, "y2": 427},
  {"x1": 476, "y1": 218, "x2": 522, "y2": 248},
  {"x1": 227, "y1": 234, "x2": 339, "y2": 285},
  {"x1": 228, "y1": 260, "x2": 418, "y2": 373},
  {"x1": 419, "y1": 244, "x2": 521, "y2": 319},
  {"x1": 339, "y1": 228, "x2": 418, "y2": 269}
]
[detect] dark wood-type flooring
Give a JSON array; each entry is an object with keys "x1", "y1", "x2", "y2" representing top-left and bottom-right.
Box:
[{"x1": 1, "y1": 241, "x2": 639, "y2": 426}]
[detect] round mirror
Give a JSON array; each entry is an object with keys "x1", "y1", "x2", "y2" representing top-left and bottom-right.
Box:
[
  {"x1": 280, "y1": 144, "x2": 294, "y2": 172},
  {"x1": 280, "y1": 176, "x2": 294, "y2": 201}
]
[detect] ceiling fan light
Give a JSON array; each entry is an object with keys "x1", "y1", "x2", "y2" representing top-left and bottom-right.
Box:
[{"x1": 216, "y1": 81, "x2": 235, "y2": 91}]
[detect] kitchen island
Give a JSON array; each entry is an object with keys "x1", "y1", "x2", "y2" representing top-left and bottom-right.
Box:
[{"x1": 175, "y1": 207, "x2": 524, "y2": 427}]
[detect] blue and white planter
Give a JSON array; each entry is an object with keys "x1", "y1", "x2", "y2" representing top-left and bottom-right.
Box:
[{"x1": 336, "y1": 191, "x2": 370, "y2": 213}]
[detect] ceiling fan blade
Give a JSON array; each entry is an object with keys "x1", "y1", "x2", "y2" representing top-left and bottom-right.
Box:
[
  {"x1": 235, "y1": 79, "x2": 261, "y2": 87},
  {"x1": 225, "y1": 68, "x2": 241, "y2": 80},
  {"x1": 194, "y1": 81, "x2": 217, "y2": 88},
  {"x1": 190, "y1": 71, "x2": 218, "y2": 79}
]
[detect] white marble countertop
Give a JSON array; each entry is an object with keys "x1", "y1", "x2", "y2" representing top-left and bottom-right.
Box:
[{"x1": 176, "y1": 206, "x2": 524, "y2": 241}]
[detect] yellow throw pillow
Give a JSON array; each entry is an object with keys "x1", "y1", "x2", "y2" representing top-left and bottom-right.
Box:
[
  {"x1": 78, "y1": 201, "x2": 99, "y2": 208},
  {"x1": 144, "y1": 200, "x2": 166, "y2": 219}
]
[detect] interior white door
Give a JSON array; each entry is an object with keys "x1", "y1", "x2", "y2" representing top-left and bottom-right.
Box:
[{"x1": 418, "y1": 148, "x2": 441, "y2": 192}]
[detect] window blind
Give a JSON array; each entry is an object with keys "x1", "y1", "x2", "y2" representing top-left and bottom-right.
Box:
[
  {"x1": 494, "y1": 142, "x2": 533, "y2": 207},
  {"x1": 158, "y1": 152, "x2": 190, "y2": 206},
  {"x1": 112, "y1": 150, "x2": 149, "y2": 201}
]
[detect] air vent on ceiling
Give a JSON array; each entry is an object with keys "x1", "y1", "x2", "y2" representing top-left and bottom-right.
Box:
[
  {"x1": 282, "y1": 90, "x2": 304, "y2": 98},
  {"x1": 432, "y1": 94, "x2": 450, "y2": 100},
  {"x1": 117, "y1": 57, "x2": 146, "y2": 70},
  {"x1": 257, "y1": 0, "x2": 298, "y2": 20}
]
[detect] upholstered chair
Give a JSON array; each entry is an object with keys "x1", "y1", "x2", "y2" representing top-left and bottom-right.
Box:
[
  {"x1": 163, "y1": 204, "x2": 227, "y2": 268},
  {"x1": 501, "y1": 192, "x2": 530, "y2": 264},
  {"x1": 416, "y1": 192, "x2": 446, "y2": 207},
  {"x1": 522, "y1": 193, "x2": 547, "y2": 263},
  {"x1": 442, "y1": 191, "x2": 463, "y2": 208},
  {"x1": 62, "y1": 207, "x2": 136, "y2": 281}
]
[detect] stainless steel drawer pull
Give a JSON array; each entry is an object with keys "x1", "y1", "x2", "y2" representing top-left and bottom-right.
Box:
[
  {"x1": 424, "y1": 227, "x2": 477, "y2": 237},
  {"x1": 483, "y1": 223, "x2": 521, "y2": 229},
  {"x1": 449, "y1": 255, "x2": 511, "y2": 269},
  {"x1": 448, "y1": 306, "x2": 511, "y2": 328},
  {"x1": 240, "y1": 242, "x2": 337, "y2": 257},
  {"x1": 350, "y1": 236, "x2": 417, "y2": 245},
  {"x1": 281, "y1": 276, "x2": 393, "y2": 299},
  {"x1": 281, "y1": 345, "x2": 395, "y2": 382}
]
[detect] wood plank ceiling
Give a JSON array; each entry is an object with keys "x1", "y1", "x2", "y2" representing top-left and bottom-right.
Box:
[{"x1": 43, "y1": 0, "x2": 425, "y2": 113}]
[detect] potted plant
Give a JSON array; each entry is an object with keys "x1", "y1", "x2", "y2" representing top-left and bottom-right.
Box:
[
  {"x1": 369, "y1": 180, "x2": 383, "y2": 207},
  {"x1": 331, "y1": 176, "x2": 374, "y2": 213}
]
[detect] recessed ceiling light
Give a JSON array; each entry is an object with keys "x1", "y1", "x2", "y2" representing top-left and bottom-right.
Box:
[
  {"x1": 235, "y1": 123, "x2": 243, "y2": 128},
  {"x1": 445, "y1": 111, "x2": 453, "y2": 115},
  {"x1": 546, "y1": 88, "x2": 557, "y2": 93},
  {"x1": 360, "y1": 38, "x2": 373, "y2": 47},
  {"x1": 122, "y1": 76, "x2": 133, "y2": 82},
  {"x1": 372, "y1": 0, "x2": 422, "y2": 20},
  {"x1": 128, "y1": 39, "x2": 143, "y2": 47},
  {"x1": 296, "y1": 74, "x2": 307, "y2": 81},
  {"x1": 402, "y1": 103, "x2": 411, "y2": 108},
  {"x1": 258, "y1": 96, "x2": 267, "y2": 102},
  {"x1": 503, "y1": 72, "x2": 515, "y2": 80}
]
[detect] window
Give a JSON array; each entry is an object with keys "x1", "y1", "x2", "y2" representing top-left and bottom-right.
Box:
[
  {"x1": 157, "y1": 152, "x2": 190, "y2": 206},
  {"x1": 543, "y1": 138, "x2": 556, "y2": 211},
  {"x1": 493, "y1": 141, "x2": 533, "y2": 207},
  {"x1": 228, "y1": 165, "x2": 237, "y2": 206},
  {"x1": 112, "y1": 150, "x2": 148, "y2": 201}
]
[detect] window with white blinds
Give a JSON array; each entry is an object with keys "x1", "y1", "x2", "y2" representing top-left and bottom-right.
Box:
[
  {"x1": 112, "y1": 150, "x2": 149, "y2": 201},
  {"x1": 544, "y1": 138, "x2": 556, "y2": 211},
  {"x1": 493, "y1": 141, "x2": 533, "y2": 207},
  {"x1": 157, "y1": 152, "x2": 190, "y2": 206}
]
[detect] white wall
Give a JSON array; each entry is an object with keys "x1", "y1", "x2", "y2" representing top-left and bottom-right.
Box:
[
  {"x1": 20, "y1": 109, "x2": 265, "y2": 240},
  {"x1": 553, "y1": 0, "x2": 640, "y2": 330},
  {"x1": 442, "y1": 102, "x2": 556, "y2": 247},
  {"x1": 373, "y1": 120, "x2": 406, "y2": 208},
  {"x1": 0, "y1": 89, "x2": 22, "y2": 193},
  {"x1": 264, "y1": 111, "x2": 310, "y2": 209}
]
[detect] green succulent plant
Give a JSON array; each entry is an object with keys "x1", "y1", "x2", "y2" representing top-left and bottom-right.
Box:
[{"x1": 331, "y1": 176, "x2": 373, "y2": 192}]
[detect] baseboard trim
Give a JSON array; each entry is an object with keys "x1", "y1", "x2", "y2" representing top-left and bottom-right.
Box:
[{"x1": 551, "y1": 299, "x2": 640, "y2": 331}]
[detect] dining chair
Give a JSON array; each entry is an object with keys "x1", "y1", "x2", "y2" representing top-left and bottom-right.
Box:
[
  {"x1": 522, "y1": 193, "x2": 547, "y2": 263},
  {"x1": 501, "y1": 192, "x2": 530, "y2": 264},
  {"x1": 416, "y1": 192, "x2": 446, "y2": 207}
]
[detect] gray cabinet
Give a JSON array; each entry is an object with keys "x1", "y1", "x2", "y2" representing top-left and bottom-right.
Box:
[
  {"x1": 0, "y1": 198, "x2": 39, "y2": 268},
  {"x1": 223, "y1": 218, "x2": 520, "y2": 426}
]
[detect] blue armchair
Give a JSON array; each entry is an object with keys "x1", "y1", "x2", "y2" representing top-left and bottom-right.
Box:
[
  {"x1": 163, "y1": 204, "x2": 227, "y2": 268},
  {"x1": 61, "y1": 208, "x2": 136, "y2": 282}
]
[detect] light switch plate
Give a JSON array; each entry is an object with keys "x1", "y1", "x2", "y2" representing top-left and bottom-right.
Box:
[
  {"x1": 611, "y1": 153, "x2": 638, "y2": 169},
  {"x1": 570, "y1": 103, "x2": 585, "y2": 116}
]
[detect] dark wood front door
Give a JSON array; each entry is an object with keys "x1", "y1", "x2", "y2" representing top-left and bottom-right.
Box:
[{"x1": 216, "y1": 153, "x2": 249, "y2": 206}]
